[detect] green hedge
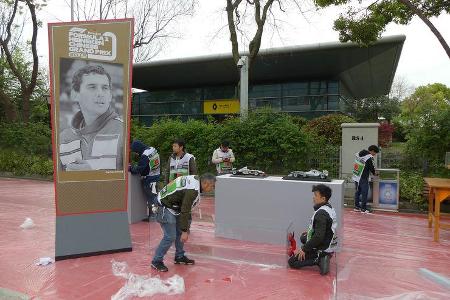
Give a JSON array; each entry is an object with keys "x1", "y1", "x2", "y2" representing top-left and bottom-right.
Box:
[
  {"x1": 132, "y1": 109, "x2": 314, "y2": 176},
  {"x1": 0, "y1": 150, "x2": 53, "y2": 177},
  {"x1": 1, "y1": 111, "x2": 446, "y2": 207},
  {"x1": 0, "y1": 122, "x2": 51, "y2": 156},
  {"x1": 0, "y1": 122, "x2": 53, "y2": 177}
]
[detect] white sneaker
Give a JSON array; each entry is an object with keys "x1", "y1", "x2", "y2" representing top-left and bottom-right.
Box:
[
  {"x1": 353, "y1": 208, "x2": 360, "y2": 212},
  {"x1": 361, "y1": 210, "x2": 372, "y2": 214}
]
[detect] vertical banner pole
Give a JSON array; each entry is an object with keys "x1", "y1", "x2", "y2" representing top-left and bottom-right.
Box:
[{"x1": 48, "y1": 19, "x2": 134, "y2": 260}]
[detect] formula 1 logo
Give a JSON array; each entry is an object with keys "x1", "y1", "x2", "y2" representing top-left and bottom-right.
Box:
[{"x1": 68, "y1": 27, "x2": 117, "y2": 61}]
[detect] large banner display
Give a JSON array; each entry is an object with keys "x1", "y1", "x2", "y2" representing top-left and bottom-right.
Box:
[{"x1": 49, "y1": 19, "x2": 133, "y2": 260}]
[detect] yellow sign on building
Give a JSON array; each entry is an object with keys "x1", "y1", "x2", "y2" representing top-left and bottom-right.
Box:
[{"x1": 204, "y1": 99, "x2": 240, "y2": 114}]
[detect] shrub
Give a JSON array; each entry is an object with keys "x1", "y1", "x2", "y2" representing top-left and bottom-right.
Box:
[
  {"x1": 378, "y1": 122, "x2": 395, "y2": 147},
  {"x1": 0, "y1": 122, "x2": 51, "y2": 156},
  {"x1": 399, "y1": 171, "x2": 426, "y2": 207},
  {"x1": 221, "y1": 109, "x2": 310, "y2": 173},
  {"x1": 304, "y1": 113, "x2": 355, "y2": 145},
  {"x1": 131, "y1": 109, "x2": 312, "y2": 176},
  {"x1": 0, "y1": 150, "x2": 53, "y2": 177}
]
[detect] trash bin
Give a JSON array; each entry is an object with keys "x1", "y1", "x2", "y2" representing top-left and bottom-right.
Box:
[{"x1": 372, "y1": 168, "x2": 400, "y2": 211}]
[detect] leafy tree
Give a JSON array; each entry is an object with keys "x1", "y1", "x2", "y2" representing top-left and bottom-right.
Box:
[
  {"x1": 343, "y1": 95, "x2": 401, "y2": 122},
  {"x1": 315, "y1": 0, "x2": 450, "y2": 58},
  {"x1": 0, "y1": 48, "x2": 49, "y2": 123},
  {"x1": 225, "y1": 0, "x2": 305, "y2": 67},
  {"x1": 0, "y1": 0, "x2": 45, "y2": 122},
  {"x1": 396, "y1": 83, "x2": 450, "y2": 161}
]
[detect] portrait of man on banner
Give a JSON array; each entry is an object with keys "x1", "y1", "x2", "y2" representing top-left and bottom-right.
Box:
[{"x1": 58, "y1": 58, "x2": 125, "y2": 171}]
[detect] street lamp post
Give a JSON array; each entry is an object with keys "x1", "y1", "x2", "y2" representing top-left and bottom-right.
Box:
[
  {"x1": 238, "y1": 56, "x2": 249, "y2": 119},
  {"x1": 71, "y1": 0, "x2": 74, "y2": 21}
]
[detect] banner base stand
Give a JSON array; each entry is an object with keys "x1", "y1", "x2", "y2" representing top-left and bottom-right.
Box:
[
  {"x1": 55, "y1": 212, "x2": 132, "y2": 260},
  {"x1": 55, "y1": 247, "x2": 132, "y2": 261}
]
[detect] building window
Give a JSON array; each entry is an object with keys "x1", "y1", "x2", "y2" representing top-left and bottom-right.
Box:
[
  {"x1": 328, "y1": 81, "x2": 339, "y2": 94},
  {"x1": 249, "y1": 84, "x2": 281, "y2": 98},
  {"x1": 132, "y1": 80, "x2": 342, "y2": 125},
  {"x1": 204, "y1": 86, "x2": 236, "y2": 99}
]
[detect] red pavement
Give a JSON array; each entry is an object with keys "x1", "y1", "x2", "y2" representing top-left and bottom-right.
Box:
[{"x1": 0, "y1": 178, "x2": 449, "y2": 300}]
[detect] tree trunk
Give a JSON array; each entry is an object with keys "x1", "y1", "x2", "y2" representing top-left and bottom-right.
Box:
[
  {"x1": 226, "y1": 0, "x2": 242, "y2": 65},
  {"x1": 22, "y1": 91, "x2": 31, "y2": 122},
  {"x1": 0, "y1": 0, "x2": 39, "y2": 123},
  {"x1": 0, "y1": 89, "x2": 18, "y2": 122},
  {"x1": 398, "y1": 0, "x2": 450, "y2": 59},
  {"x1": 25, "y1": 0, "x2": 39, "y2": 123}
]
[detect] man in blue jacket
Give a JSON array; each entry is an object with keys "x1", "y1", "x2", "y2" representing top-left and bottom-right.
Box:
[
  {"x1": 129, "y1": 140, "x2": 161, "y2": 217},
  {"x1": 352, "y1": 145, "x2": 380, "y2": 213}
]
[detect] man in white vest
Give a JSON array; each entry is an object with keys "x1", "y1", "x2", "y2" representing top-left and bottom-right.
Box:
[
  {"x1": 288, "y1": 184, "x2": 338, "y2": 275},
  {"x1": 166, "y1": 139, "x2": 197, "y2": 184},
  {"x1": 151, "y1": 173, "x2": 216, "y2": 272},
  {"x1": 211, "y1": 140, "x2": 235, "y2": 175},
  {"x1": 352, "y1": 145, "x2": 379, "y2": 213}
]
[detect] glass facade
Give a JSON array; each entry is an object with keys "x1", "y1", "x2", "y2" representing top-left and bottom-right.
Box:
[{"x1": 132, "y1": 80, "x2": 343, "y2": 125}]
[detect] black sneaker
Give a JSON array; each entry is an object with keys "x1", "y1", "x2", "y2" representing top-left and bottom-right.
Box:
[
  {"x1": 319, "y1": 255, "x2": 331, "y2": 275},
  {"x1": 174, "y1": 256, "x2": 195, "y2": 265},
  {"x1": 151, "y1": 261, "x2": 168, "y2": 272}
]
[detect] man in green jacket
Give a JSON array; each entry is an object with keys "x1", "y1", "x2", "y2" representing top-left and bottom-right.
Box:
[{"x1": 151, "y1": 173, "x2": 216, "y2": 272}]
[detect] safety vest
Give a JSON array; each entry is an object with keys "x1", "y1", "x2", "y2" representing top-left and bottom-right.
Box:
[
  {"x1": 142, "y1": 147, "x2": 160, "y2": 177},
  {"x1": 306, "y1": 205, "x2": 338, "y2": 253},
  {"x1": 169, "y1": 153, "x2": 194, "y2": 182},
  {"x1": 214, "y1": 148, "x2": 234, "y2": 173},
  {"x1": 352, "y1": 153, "x2": 373, "y2": 183},
  {"x1": 158, "y1": 175, "x2": 200, "y2": 216}
]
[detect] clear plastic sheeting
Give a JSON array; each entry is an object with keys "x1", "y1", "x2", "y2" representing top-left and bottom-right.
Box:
[
  {"x1": 1, "y1": 178, "x2": 450, "y2": 299},
  {"x1": 19, "y1": 217, "x2": 35, "y2": 229},
  {"x1": 336, "y1": 291, "x2": 450, "y2": 300},
  {"x1": 36, "y1": 257, "x2": 54, "y2": 266},
  {"x1": 111, "y1": 260, "x2": 185, "y2": 300},
  {"x1": 336, "y1": 211, "x2": 450, "y2": 300}
]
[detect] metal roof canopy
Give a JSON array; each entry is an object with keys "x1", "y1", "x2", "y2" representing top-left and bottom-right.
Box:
[{"x1": 133, "y1": 35, "x2": 405, "y2": 99}]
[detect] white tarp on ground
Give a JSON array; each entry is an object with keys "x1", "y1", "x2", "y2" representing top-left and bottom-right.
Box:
[{"x1": 111, "y1": 260, "x2": 185, "y2": 300}]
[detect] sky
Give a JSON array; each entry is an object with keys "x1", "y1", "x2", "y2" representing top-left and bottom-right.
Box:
[{"x1": 32, "y1": 0, "x2": 450, "y2": 90}]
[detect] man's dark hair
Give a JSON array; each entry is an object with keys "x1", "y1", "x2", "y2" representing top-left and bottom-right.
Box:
[
  {"x1": 368, "y1": 145, "x2": 380, "y2": 153},
  {"x1": 173, "y1": 138, "x2": 185, "y2": 151},
  {"x1": 200, "y1": 173, "x2": 216, "y2": 183},
  {"x1": 312, "y1": 184, "x2": 332, "y2": 201},
  {"x1": 72, "y1": 65, "x2": 112, "y2": 92},
  {"x1": 221, "y1": 140, "x2": 230, "y2": 148}
]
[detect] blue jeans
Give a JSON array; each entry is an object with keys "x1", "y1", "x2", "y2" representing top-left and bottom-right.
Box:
[
  {"x1": 355, "y1": 180, "x2": 369, "y2": 210},
  {"x1": 151, "y1": 207, "x2": 186, "y2": 263}
]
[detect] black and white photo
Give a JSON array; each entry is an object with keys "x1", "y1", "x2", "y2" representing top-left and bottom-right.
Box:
[{"x1": 58, "y1": 58, "x2": 125, "y2": 171}]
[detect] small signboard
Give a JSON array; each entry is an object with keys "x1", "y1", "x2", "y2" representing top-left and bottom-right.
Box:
[
  {"x1": 378, "y1": 180, "x2": 399, "y2": 210},
  {"x1": 204, "y1": 99, "x2": 240, "y2": 114}
]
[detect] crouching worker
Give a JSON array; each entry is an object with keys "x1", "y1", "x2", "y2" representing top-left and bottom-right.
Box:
[
  {"x1": 151, "y1": 173, "x2": 216, "y2": 272},
  {"x1": 288, "y1": 184, "x2": 338, "y2": 275}
]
